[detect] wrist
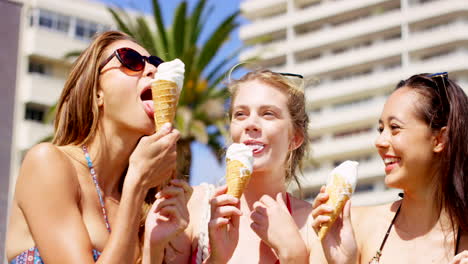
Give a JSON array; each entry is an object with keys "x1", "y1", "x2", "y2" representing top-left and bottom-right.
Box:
[
  {"x1": 142, "y1": 240, "x2": 165, "y2": 264},
  {"x1": 122, "y1": 169, "x2": 147, "y2": 199},
  {"x1": 276, "y1": 239, "x2": 308, "y2": 264}
]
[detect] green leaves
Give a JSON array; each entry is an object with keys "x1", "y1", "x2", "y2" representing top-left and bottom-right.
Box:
[{"x1": 109, "y1": 0, "x2": 243, "y2": 172}]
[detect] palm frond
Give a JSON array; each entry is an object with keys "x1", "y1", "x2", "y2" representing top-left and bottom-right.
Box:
[
  {"x1": 190, "y1": 120, "x2": 208, "y2": 144},
  {"x1": 151, "y1": 0, "x2": 169, "y2": 56},
  {"x1": 135, "y1": 17, "x2": 157, "y2": 55},
  {"x1": 186, "y1": 0, "x2": 206, "y2": 46},
  {"x1": 108, "y1": 7, "x2": 134, "y2": 36},
  {"x1": 63, "y1": 50, "x2": 83, "y2": 59},
  {"x1": 171, "y1": 2, "x2": 187, "y2": 57},
  {"x1": 195, "y1": 11, "x2": 239, "y2": 72}
]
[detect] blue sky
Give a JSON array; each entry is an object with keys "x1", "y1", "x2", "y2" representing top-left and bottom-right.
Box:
[{"x1": 93, "y1": 0, "x2": 244, "y2": 185}]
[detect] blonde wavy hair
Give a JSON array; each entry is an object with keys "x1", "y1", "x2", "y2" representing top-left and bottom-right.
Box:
[{"x1": 227, "y1": 69, "x2": 310, "y2": 192}]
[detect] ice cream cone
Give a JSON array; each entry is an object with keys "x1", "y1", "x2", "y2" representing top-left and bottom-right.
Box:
[
  {"x1": 226, "y1": 159, "x2": 252, "y2": 198},
  {"x1": 152, "y1": 79, "x2": 178, "y2": 131},
  {"x1": 225, "y1": 143, "x2": 254, "y2": 198},
  {"x1": 150, "y1": 59, "x2": 184, "y2": 182},
  {"x1": 318, "y1": 161, "x2": 358, "y2": 241}
]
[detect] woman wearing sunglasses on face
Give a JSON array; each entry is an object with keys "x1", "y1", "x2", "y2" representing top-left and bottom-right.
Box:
[
  {"x1": 159, "y1": 70, "x2": 318, "y2": 263},
  {"x1": 311, "y1": 73, "x2": 468, "y2": 264},
  {"x1": 6, "y1": 31, "x2": 191, "y2": 264}
]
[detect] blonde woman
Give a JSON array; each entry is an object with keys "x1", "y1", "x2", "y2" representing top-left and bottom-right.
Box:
[{"x1": 151, "y1": 69, "x2": 325, "y2": 263}]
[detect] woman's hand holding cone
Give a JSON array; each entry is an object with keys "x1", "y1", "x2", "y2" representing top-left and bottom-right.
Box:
[
  {"x1": 311, "y1": 186, "x2": 357, "y2": 264},
  {"x1": 205, "y1": 185, "x2": 241, "y2": 264},
  {"x1": 127, "y1": 123, "x2": 179, "y2": 190}
]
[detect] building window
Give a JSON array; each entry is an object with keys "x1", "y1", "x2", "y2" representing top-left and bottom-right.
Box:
[
  {"x1": 355, "y1": 183, "x2": 374, "y2": 193},
  {"x1": 28, "y1": 61, "x2": 48, "y2": 75},
  {"x1": 25, "y1": 103, "x2": 47, "y2": 122},
  {"x1": 30, "y1": 8, "x2": 109, "y2": 40},
  {"x1": 38, "y1": 10, "x2": 54, "y2": 29},
  {"x1": 35, "y1": 9, "x2": 71, "y2": 33},
  {"x1": 75, "y1": 19, "x2": 99, "y2": 40},
  {"x1": 56, "y1": 14, "x2": 71, "y2": 33}
]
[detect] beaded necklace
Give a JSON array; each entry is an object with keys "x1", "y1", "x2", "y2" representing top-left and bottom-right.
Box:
[{"x1": 82, "y1": 145, "x2": 112, "y2": 233}]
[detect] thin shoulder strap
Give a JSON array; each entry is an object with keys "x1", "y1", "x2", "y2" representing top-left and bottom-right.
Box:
[
  {"x1": 370, "y1": 202, "x2": 402, "y2": 263},
  {"x1": 379, "y1": 203, "x2": 401, "y2": 252},
  {"x1": 82, "y1": 145, "x2": 111, "y2": 233}
]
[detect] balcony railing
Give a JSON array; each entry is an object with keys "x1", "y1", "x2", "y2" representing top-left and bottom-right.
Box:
[
  {"x1": 17, "y1": 120, "x2": 54, "y2": 150},
  {"x1": 24, "y1": 26, "x2": 89, "y2": 61},
  {"x1": 21, "y1": 73, "x2": 65, "y2": 106},
  {"x1": 309, "y1": 129, "x2": 380, "y2": 161},
  {"x1": 241, "y1": 0, "x2": 287, "y2": 20},
  {"x1": 309, "y1": 97, "x2": 386, "y2": 133}
]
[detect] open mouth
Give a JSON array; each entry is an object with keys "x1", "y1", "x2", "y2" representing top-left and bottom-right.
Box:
[
  {"x1": 141, "y1": 87, "x2": 154, "y2": 117},
  {"x1": 141, "y1": 88, "x2": 153, "y2": 101},
  {"x1": 244, "y1": 141, "x2": 265, "y2": 154},
  {"x1": 384, "y1": 157, "x2": 401, "y2": 166},
  {"x1": 383, "y1": 156, "x2": 401, "y2": 173}
]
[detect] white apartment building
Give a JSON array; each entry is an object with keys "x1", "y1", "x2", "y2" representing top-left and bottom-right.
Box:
[{"x1": 239, "y1": 0, "x2": 468, "y2": 205}]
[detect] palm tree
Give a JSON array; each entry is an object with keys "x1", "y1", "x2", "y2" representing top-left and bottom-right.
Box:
[{"x1": 108, "y1": 0, "x2": 242, "y2": 180}]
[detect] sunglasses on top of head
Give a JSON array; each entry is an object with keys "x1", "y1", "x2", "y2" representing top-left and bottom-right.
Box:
[{"x1": 99, "y1": 47, "x2": 164, "y2": 72}]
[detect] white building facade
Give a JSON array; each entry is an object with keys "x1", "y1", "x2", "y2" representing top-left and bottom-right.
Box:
[{"x1": 239, "y1": 0, "x2": 468, "y2": 205}]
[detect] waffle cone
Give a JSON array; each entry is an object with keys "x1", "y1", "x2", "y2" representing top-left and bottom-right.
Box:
[
  {"x1": 318, "y1": 174, "x2": 352, "y2": 241},
  {"x1": 226, "y1": 159, "x2": 252, "y2": 198},
  {"x1": 152, "y1": 80, "x2": 178, "y2": 131}
]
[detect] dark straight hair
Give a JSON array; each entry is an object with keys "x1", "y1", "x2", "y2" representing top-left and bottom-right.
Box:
[{"x1": 396, "y1": 73, "x2": 468, "y2": 234}]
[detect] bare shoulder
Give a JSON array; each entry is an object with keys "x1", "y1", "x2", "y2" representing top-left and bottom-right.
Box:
[
  {"x1": 352, "y1": 200, "x2": 401, "y2": 226},
  {"x1": 15, "y1": 143, "x2": 79, "y2": 206},
  {"x1": 351, "y1": 200, "x2": 402, "y2": 250}
]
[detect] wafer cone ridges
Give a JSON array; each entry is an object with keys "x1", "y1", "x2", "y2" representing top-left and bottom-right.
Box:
[
  {"x1": 318, "y1": 173, "x2": 353, "y2": 240},
  {"x1": 226, "y1": 159, "x2": 252, "y2": 198},
  {"x1": 152, "y1": 80, "x2": 178, "y2": 131}
]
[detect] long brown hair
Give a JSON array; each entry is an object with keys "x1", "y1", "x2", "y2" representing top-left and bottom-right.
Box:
[
  {"x1": 396, "y1": 73, "x2": 468, "y2": 234},
  {"x1": 52, "y1": 30, "x2": 153, "y2": 260},
  {"x1": 53, "y1": 30, "x2": 135, "y2": 145},
  {"x1": 227, "y1": 69, "x2": 310, "y2": 193}
]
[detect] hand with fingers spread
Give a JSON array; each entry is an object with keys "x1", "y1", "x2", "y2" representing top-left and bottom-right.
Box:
[
  {"x1": 205, "y1": 185, "x2": 242, "y2": 264},
  {"x1": 250, "y1": 193, "x2": 308, "y2": 263},
  {"x1": 450, "y1": 251, "x2": 468, "y2": 264},
  {"x1": 311, "y1": 186, "x2": 357, "y2": 264},
  {"x1": 143, "y1": 179, "x2": 192, "y2": 264},
  {"x1": 127, "y1": 123, "x2": 180, "y2": 190}
]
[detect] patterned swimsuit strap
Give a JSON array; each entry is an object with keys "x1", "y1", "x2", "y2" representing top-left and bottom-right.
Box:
[{"x1": 82, "y1": 145, "x2": 112, "y2": 233}]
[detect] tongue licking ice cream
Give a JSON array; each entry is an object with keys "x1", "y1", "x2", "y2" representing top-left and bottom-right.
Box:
[
  {"x1": 225, "y1": 143, "x2": 254, "y2": 198},
  {"x1": 318, "y1": 160, "x2": 358, "y2": 241},
  {"x1": 151, "y1": 58, "x2": 185, "y2": 131}
]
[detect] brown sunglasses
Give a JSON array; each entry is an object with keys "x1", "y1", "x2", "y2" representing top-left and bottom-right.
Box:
[{"x1": 99, "y1": 47, "x2": 164, "y2": 72}]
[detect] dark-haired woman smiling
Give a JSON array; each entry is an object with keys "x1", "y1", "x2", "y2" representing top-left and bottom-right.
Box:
[{"x1": 313, "y1": 73, "x2": 468, "y2": 263}]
